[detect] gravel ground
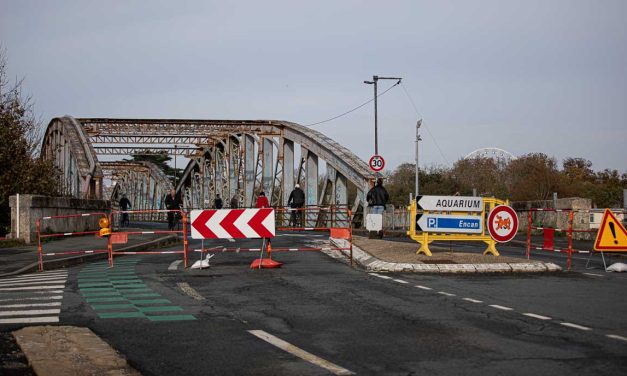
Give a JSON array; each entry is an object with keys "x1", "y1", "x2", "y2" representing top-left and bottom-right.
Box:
[
  {"x1": 352, "y1": 236, "x2": 528, "y2": 264},
  {"x1": 0, "y1": 332, "x2": 35, "y2": 376}
]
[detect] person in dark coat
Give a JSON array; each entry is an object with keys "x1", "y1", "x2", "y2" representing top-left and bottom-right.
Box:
[
  {"x1": 119, "y1": 194, "x2": 131, "y2": 227},
  {"x1": 288, "y1": 184, "x2": 305, "y2": 227},
  {"x1": 214, "y1": 194, "x2": 223, "y2": 209},
  {"x1": 165, "y1": 188, "x2": 181, "y2": 230},
  {"x1": 256, "y1": 191, "x2": 270, "y2": 208},
  {"x1": 230, "y1": 194, "x2": 239, "y2": 208},
  {"x1": 366, "y1": 178, "x2": 389, "y2": 215}
]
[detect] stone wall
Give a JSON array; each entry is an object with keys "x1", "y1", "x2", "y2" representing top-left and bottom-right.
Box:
[{"x1": 9, "y1": 195, "x2": 110, "y2": 244}]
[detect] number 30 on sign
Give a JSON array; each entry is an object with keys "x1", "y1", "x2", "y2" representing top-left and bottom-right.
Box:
[{"x1": 369, "y1": 155, "x2": 385, "y2": 172}]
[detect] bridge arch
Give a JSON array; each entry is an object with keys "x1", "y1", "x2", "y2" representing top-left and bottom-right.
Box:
[{"x1": 41, "y1": 116, "x2": 374, "y2": 221}]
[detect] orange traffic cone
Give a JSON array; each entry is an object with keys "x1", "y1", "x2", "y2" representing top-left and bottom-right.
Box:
[{"x1": 250, "y1": 239, "x2": 283, "y2": 269}]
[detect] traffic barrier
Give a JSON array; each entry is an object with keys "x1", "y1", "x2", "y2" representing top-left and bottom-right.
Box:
[
  {"x1": 275, "y1": 206, "x2": 353, "y2": 265},
  {"x1": 36, "y1": 212, "x2": 110, "y2": 271},
  {"x1": 107, "y1": 209, "x2": 189, "y2": 268},
  {"x1": 193, "y1": 206, "x2": 354, "y2": 267}
]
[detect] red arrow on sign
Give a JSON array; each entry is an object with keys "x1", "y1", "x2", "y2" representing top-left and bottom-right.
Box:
[
  {"x1": 191, "y1": 210, "x2": 218, "y2": 239},
  {"x1": 190, "y1": 208, "x2": 275, "y2": 239}
]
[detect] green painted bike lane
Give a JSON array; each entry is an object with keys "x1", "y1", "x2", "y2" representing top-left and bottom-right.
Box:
[{"x1": 78, "y1": 258, "x2": 195, "y2": 322}]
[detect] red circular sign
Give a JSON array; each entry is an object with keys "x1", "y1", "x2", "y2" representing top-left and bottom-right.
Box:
[
  {"x1": 369, "y1": 155, "x2": 385, "y2": 172},
  {"x1": 487, "y1": 205, "x2": 519, "y2": 243}
]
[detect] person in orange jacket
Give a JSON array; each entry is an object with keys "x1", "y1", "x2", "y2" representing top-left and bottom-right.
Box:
[{"x1": 256, "y1": 191, "x2": 270, "y2": 208}]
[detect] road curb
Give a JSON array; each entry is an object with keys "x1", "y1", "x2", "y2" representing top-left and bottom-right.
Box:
[
  {"x1": 329, "y1": 238, "x2": 562, "y2": 274},
  {"x1": 0, "y1": 235, "x2": 178, "y2": 278}
]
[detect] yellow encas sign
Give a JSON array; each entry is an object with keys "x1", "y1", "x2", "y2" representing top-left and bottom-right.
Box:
[{"x1": 594, "y1": 209, "x2": 627, "y2": 251}]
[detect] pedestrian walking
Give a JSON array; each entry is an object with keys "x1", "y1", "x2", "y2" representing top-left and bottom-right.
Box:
[
  {"x1": 214, "y1": 194, "x2": 223, "y2": 209},
  {"x1": 366, "y1": 178, "x2": 389, "y2": 214},
  {"x1": 256, "y1": 191, "x2": 270, "y2": 208},
  {"x1": 165, "y1": 188, "x2": 181, "y2": 230},
  {"x1": 287, "y1": 184, "x2": 305, "y2": 227},
  {"x1": 119, "y1": 194, "x2": 131, "y2": 227},
  {"x1": 230, "y1": 194, "x2": 239, "y2": 208}
]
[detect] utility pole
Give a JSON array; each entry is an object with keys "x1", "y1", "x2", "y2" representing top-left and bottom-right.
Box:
[
  {"x1": 415, "y1": 119, "x2": 422, "y2": 197},
  {"x1": 364, "y1": 75, "x2": 402, "y2": 155}
]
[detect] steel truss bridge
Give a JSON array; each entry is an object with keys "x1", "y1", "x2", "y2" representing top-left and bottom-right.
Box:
[{"x1": 41, "y1": 116, "x2": 374, "y2": 223}]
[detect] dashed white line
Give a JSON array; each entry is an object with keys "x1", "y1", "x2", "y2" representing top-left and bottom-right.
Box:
[
  {"x1": 560, "y1": 322, "x2": 592, "y2": 331},
  {"x1": 415, "y1": 285, "x2": 432, "y2": 290},
  {"x1": 392, "y1": 279, "x2": 409, "y2": 284},
  {"x1": 582, "y1": 273, "x2": 604, "y2": 277},
  {"x1": 489, "y1": 305, "x2": 513, "y2": 311},
  {"x1": 463, "y1": 298, "x2": 483, "y2": 303},
  {"x1": 606, "y1": 334, "x2": 627, "y2": 342},
  {"x1": 369, "y1": 273, "x2": 392, "y2": 280},
  {"x1": 0, "y1": 279, "x2": 67, "y2": 287},
  {"x1": 522, "y1": 313, "x2": 552, "y2": 320},
  {"x1": 168, "y1": 260, "x2": 183, "y2": 271},
  {"x1": 248, "y1": 330, "x2": 354, "y2": 375},
  {"x1": 438, "y1": 291, "x2": 456, "y2": 297},
  {"x1": 1, "y1": 302, "x2": 62, "y2": 308}
]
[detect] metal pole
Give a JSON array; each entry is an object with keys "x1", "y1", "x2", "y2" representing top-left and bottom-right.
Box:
[
  {"x1": 374, "y1": 76, "x2": 378, "y2": 155},
  {"x1": 174, "y1": 145, "x2": 177, "y2": 187},
  {"x1": 415, "y1": 119, "x2": 421, "y2": 196}
]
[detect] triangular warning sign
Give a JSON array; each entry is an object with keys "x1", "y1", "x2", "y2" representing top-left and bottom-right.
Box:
[{"x1": 594, "y1": 209, "x2": 627, "y2": 251}]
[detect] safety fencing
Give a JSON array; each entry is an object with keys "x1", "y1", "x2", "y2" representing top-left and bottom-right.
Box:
[
  {"x1": 522, "y1": 208, "x2": 619, "y2": 270},
  {"x1": 36, "y1": 212, "x2": 110, "y2": 271},
  {"x1": 108, "y1": 209, "x2": 188, "y2": 268},
  {"x1": 193, "y1": 206, "x2": 354, "y2": 266}
]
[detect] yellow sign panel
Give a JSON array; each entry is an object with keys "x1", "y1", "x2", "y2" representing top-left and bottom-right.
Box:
[{"x1": 594, "y1": 209, "x2": 627, "y2": 251}]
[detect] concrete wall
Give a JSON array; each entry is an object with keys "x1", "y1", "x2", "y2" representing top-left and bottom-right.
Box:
[
  {"x1": 512, "y1": 197, "x2": 593, "y2": 240},
  {"x1": 9, "y1": 195, "x2": 110, "y2": 244}
]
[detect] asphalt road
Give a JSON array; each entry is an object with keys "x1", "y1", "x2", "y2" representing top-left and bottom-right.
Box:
[{"x1": 1, "y1": 232, "x2": 626, "y2": 375}]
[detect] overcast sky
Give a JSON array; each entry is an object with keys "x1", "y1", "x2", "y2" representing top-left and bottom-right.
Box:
[{"x1": 2, "y1": 0, "x2": 626, "y2": 172}]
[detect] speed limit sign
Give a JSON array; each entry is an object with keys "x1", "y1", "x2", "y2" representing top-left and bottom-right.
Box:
[{"x1": 369, "y1": 155, "x2": 385, "y2": 172}]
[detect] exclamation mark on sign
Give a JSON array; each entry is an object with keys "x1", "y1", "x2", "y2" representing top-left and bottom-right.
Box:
[{"x1": 608, "y1": 221, "x2": 618, "y2": 244}]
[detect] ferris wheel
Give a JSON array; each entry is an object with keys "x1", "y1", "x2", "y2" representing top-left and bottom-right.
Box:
[{"x1": 464, "y1": 147, "x2": 516, "y2": 166}]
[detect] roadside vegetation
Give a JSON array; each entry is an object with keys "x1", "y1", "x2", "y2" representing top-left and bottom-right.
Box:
[
  {"x1": 385, "y1": 155, "x2": 627, "y2": 208},
  {"x1": 0, "y1": 50, "x2": 58, "y2": 236}
]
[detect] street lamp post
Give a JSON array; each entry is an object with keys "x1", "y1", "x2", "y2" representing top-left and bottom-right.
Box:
[{"x1": 364, "y1": 75, "x2": 402, "y2": 155}]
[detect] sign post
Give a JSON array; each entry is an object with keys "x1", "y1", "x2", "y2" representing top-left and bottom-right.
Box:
[{"x1": 368, "y1": 155, "x2": 385, "y2": 172}]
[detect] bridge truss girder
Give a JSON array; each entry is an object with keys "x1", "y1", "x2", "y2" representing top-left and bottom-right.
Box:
[{"x1": 42, "y1": 117, "x2": 374, "y2": 224}]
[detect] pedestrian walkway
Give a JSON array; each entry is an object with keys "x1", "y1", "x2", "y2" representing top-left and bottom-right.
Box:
[
  {"x1": 0, "y1": 270, "x2": 67, "y2": 324},
  {"x1": 78, "y1": 258, "x2": 196, "y2": 322}
]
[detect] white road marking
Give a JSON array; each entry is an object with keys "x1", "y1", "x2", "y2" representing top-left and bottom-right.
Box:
[
  {"x1": 438, "y1": 291, "x2": 456, "y2": 297},
  {"x1": 177, "y1": 282, "x2": 205, "y2": 300},
  {"x1": 606, "y1": 334, "x2": 627, "y2": 342},
  {"x1": 0, "y1": 273, "x2": 68, "y2": 282},
  {"x1": 0, "y1": 279, "x2": 67, "y2": 287},
  {"x1": 415, "y1": 285, "x2": 432, "y2": 290},
  {"x1": 489, "y1": 305, "x2": 513, "y2": 311},
  {"x1": 1, "y1": 302, "x2": 62, "y2": 308},
  {"x1": 522, "y1": 313, "x2": 552, "y2": 320},
  {"x1": 463, "y1": 298, "x2": 483, "y2": 303},
  {"x1": 582, "y1": 273, "x2": 604, "y2": 277},
  {"x1": 0, "y1": 285, "x2": 65, "y2": 291},
  {"x1": 392, "y1": 279, "x2": 409, "y2": 284},
  {"x1": 369, "y1": 273, "x2": 392, "y2": 280},
  {"x1": 227, "y1": 238, "x2": 235, "y2": 242},
  {"x1": 248, "y1": 330, "x2": 354, "y2": 375},
  {"x1": 168, "y1": 260, "x2": 183, "y2": 271},
  {"x1": 0, "y1": 295, "x2": 63, "y2": 302},
  {"x1": 560, "y1": 322, "x2": 592, "y2": 331},
  {"x1": 0, "y1": 309, "x2": 61, "y2": 317},
  {"x1": 0, "y1": 316, "x2": 59, "y2": 324}
]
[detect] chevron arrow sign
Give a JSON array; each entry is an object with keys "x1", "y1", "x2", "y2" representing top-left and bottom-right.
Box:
[{"x1": 190, "y1": 209, "x2": 275, "y2": 239}]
